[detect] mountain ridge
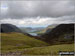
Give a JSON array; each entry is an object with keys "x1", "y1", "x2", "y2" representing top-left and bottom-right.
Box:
[{"x1": 41, "y1": 24, "x2": 74, "y2": 44}]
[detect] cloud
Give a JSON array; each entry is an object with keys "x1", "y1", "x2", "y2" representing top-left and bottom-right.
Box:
[
  {"x1": 0, "y1": 15, "x2": 75, "y2": 27},
  {"x1": 0, "y1": 0, "x2": 75, "y2": 27},
  {"x1": 0, "y1": 0, "x2": 75, "y2": 19}
]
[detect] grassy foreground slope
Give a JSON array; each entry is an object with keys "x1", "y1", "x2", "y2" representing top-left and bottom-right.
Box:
[
  {"x1": 1, "y1": 33, "x2": 49, "y2": 53},
  {"x1": 22, "y1": 44, "x2": 74, "y2": 55}
]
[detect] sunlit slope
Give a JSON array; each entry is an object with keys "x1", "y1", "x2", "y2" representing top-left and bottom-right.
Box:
[
  {"x1": 22, "y1": 44, "x2": 74, "y2": 55},
  {"x1": 1, "y1": 33, "x2": 49, "y2": 52}
]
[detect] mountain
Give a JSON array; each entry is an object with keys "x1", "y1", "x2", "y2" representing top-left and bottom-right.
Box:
[
  {"x1": 33, "y1": 27, "x2": 45, "y2": 31},
  {"x1": 19, "y1": 27, "x2": 33, "y2": 33},
  {"x1": 19, "y1": 27, "x2": 45, "y2": 33},
  {"x1": 41, "y1": 24, "x2": 74, "y2": 44},
  {"x1": 0, "y1": 24, "x2": 22, "y2": 33},
  {"x1": 33, "y1": 24, "x2": 58, "y2": 35},
  {"x1": 0, "y1": 24, "x2": 32, "y2": 36},
  {"x1": 44, "y1": 24, "x2": 58, "y2": 33}
]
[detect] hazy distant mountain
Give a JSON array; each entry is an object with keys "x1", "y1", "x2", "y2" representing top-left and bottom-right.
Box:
[
  {"x1": 19, "y1": 27, "x2": 33, "y2": 33},
  {"x1": 41, "y1": 24, "x2": 74, "y2": 44},
  {"x1": 19, "y1": 27, "x2": 45, "y2": 33},
  {"x1": 44, "y1": 24, "x2": 58, "y2": 33},
  {"x1": 33, "y1": 24, "x2": 58, "y2": 35}
]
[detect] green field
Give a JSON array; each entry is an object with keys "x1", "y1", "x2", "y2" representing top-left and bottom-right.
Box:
[{"x1": 0, "y1": 33, "x2": 74, "y2": 55}]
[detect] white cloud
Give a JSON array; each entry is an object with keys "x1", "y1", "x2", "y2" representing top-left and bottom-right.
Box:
[
  {"x1": 19, "y1": 21, "x2": 25, "y2": 24},
  {"x1": 0, "y1": 0, "x2": 75, "y2": 27},
  {"x1": 0, "y1": 15, "x2": 75, "y2": 27}
]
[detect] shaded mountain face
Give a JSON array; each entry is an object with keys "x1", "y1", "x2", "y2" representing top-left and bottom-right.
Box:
[
  {"x1": 41, "y1": 24, "x2": 74, "y2": 44},
  {"x1": 0, "y1": 24, "x2": 22, "y2": 33}
]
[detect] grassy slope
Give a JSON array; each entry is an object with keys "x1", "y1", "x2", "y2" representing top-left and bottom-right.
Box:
[
  {"x1": 22, "y1": 44, "x2": 74, "y2": 55},
  {"x1": 1, "y1": 33, "x2": 49, "y2": 53},
  {"x1": 0, "y1": 33, "x2": 74, "y2": 55},
  {"x1": 2, "y1": 43, "x2": 73, "y2": 55}
]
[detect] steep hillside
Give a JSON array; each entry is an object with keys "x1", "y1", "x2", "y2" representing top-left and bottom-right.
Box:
[
  {"x1": 0, "y1": 24, "x2": 22, "y2": 33},
  {"x1": 41, "y1": 24, "x2": 74, "y2": 44},
  {"x1": 1, "y1": 33, "x2": 49, "y2": 53},
  {"x1": 45, "y1": 24, "x2": 58, "y2": 33}
]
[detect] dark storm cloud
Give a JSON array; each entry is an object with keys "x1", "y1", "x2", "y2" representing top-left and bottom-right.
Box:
[{"x1": 0, "y1": 0, "x2": 75, "y2": 19}]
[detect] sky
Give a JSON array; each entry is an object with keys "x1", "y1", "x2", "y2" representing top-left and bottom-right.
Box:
[{"x1": 0, "y1": 0, "x2": 75, "y2": 27}]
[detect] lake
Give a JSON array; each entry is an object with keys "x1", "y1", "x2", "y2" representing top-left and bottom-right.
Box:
[{"x1": 29, "y1": 33, "x2": 38, "y2": 36}]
